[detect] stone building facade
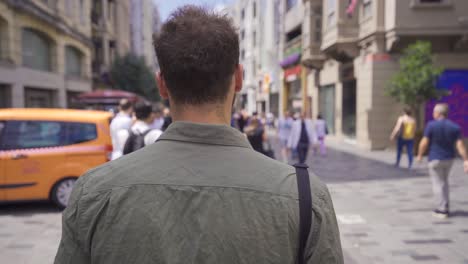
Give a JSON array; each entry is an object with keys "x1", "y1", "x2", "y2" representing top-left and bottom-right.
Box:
[
  {"x1": 0, "y1": 0, "x2": 93, "y2": 108},
  {"x1": 286, "y1": 0, "x2": 468, "y2": 150}
]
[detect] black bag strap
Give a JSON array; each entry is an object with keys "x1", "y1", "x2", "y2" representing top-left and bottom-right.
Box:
[{"x1": 294, "y1": 163, "x2": 312, "y2": 264}]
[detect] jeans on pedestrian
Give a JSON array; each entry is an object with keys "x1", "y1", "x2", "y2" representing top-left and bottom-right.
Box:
[
  {"x1": 297, "y1": 142, "x2": 309, "y2": 164},
  {"x1": 318, "y1": 136, "x2": 326, "y2": 156},
  {"x1": 396, "y1": 138, "x2": 414, "y2": 168},
  {"x1": 428, "y1": 159, "x2": 454, "y2": 212}
]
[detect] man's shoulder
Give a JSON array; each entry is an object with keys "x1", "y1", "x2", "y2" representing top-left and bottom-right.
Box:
[{"x1": 446, "y1": 119, "x2": 461, "y2": 130}]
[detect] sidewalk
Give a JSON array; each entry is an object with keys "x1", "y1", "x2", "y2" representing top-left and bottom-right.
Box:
[{"x1": 321, "y1": 140, "x2": 468, "y2": 264}]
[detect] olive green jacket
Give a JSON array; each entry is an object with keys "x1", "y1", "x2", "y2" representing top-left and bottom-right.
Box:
[{"x1": 55, "y1": 122, "x2": 343, "y2": 264}]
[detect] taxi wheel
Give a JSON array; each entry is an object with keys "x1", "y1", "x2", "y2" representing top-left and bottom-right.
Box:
[{"x1": 51, "y1": 178, "x2": 77, "y2": 209}]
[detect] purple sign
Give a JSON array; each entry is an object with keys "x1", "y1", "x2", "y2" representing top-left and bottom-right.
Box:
[{"x1": 425, "y1": 70, "x2": 468, "y2": 137}]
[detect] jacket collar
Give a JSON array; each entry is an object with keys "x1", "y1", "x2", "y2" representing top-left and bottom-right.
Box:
[{"x1": 157, "y1": 121, "x2": 252, "y2": 149}]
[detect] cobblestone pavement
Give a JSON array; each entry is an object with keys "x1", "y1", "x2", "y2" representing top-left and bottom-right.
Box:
[
  {"x1": 1, "y1": 138, "x2": 467, "y2": 264},
  {"x1": 0, "y1": 203, "x2": 61, "y2": 264},
  {"x1": 302, "y1": 147, "x2": 468, "y2": 264}
]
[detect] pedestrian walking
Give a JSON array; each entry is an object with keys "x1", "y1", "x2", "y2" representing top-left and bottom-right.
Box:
[
  {"x1": 109, "y1": 99, "x2": 133, "y2": 160},
  {"x1": 55, "y1": 6, "x2": 343, "y2": 264},
  {"x1": 120, "y1": 102, "x2": 162, "y2": 155},
  {"x1": 150, "y1": 105, "x2": 165, "y2": 130},
  {"x1": 236, "y1": 109, "x2": 248, "y2": 132},
  {"x1": 288, "y1": 112, "x2": 317, "y2": 164},
  {"x1": 245, "y1": 118, "x2": 266, "y2": 154},
  {"x1": 278, "y1": 111, "x2": 294, "y2": 162},
  {"x1": 417, "y1": 103, "x2": 468, "y2": 218},
  {"x1": 391, "y1": 107, "x2": 416, "y2": 168},
  {"x1": 161, "y1": 107, "x2": 172, "y2": 131},
  {"x1": 315, "y1": 114, "x2": 328, "y2": 156}
]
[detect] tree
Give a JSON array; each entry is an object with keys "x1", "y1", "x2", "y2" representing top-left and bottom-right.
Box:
[
  {"x1": 110, "y1": 53, "x2": 160, "y2": 102},
  {"x1": 386, "y1": 41, "x2": 445, "y2": 129}
]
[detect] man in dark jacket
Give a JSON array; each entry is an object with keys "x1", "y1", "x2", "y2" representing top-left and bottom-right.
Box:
[{"x1": 54, "y1": 5, "x2": 343, "y2": 264}]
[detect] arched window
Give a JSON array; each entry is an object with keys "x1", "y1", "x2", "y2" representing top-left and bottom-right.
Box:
[
  {"x1": 65, "y1": 46, "x2": 83, "y2": 77},
  {"x1": 22, "y1": 28, "x2": 53, "y2": 71}
]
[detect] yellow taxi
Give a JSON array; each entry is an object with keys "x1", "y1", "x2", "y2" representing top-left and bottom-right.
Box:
[{"x1": 0, "y1": 109, "x2": 113, "y2": 208}]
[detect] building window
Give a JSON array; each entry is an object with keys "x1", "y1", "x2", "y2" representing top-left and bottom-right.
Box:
[
  {"x1": 327, "y1": 0, "x2": 336, "y2": 27},
  {"x1": 65, "y1": 46, "x2": 83, "y2": 77},
  {"x1": 253, "y1": 31, "x2": 256, "y2": 47},
  {"x1": 241, "y1": 29, "x2": 245, "y2": 40},
  {"x1": 411, "y1": 0, "x2": 449, "y2": 8},
  {"x1": 22, "y1": 28, "x2": 53, "y2": 72},
  {"x1": 0, "y1": 85, "x2": 11, "y2": 108},
  {"x1": 24, "y1": 88, "x2": 56, "y2": 108},
  {"x1": 241, "y1": 8, "x2": 245, "y2": 20},
  {"x1": 107, "y1": 0, "x2": 115, "y2": 22},
  {"x1": 362, "y1": 0, "x2": 372, "y2": 18},
  {"x1": 241, "y1": 49, "x2": 245, "y2": 60},
  {"x1": 253, "y1": 1, "x2": 257, "y2": 18},
  {"x1": 0, "y1": 18, "x2": 8, "y2": 61},
  {"x1": 41, "y1": 0, "x2": 57, "y2": 9},
  {"x1": 65, "y1": 0, "x2": 73, "y2": 17},
  {"x1": 80, "y1": 0, "x2": 85, "y2": 25},
  {"x1": 286, "y1": 0, "x2": 298, "y2": 11},
  {"x1": 253, "y1": 60, "x2": 256, "y2": 76},
  {"x1": 314, "y1": 7, "x2": 322, "y2": 42}
]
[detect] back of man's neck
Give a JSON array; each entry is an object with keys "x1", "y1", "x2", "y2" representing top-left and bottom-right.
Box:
[
  {"x1": 172, "y1": 112, "x2": 229, "y2": 125},
  {"x1": 172, "y1": 105, "x2": 230, "y2": 125}
]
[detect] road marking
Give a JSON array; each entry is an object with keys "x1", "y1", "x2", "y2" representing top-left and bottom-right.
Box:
[{"x1": 337, "y1": 214, "x2": 367, "y2": 224}]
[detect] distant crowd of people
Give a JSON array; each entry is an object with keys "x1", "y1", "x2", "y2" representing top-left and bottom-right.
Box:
[
  {"x1": 231, "y1": 109, "x2": 329, "y2": 164},
  {"x1": 109, "y1": 99, "x2": 172, "y2": 160}
]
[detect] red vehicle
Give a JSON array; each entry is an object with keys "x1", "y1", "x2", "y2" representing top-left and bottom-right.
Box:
[{"x1": 72, "y1": 90, "x2": 149, "y2": 112}]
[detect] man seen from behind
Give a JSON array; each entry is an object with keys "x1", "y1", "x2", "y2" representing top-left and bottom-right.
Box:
[
  {"x1": 109, "y1": 99, "x2": 133, "y2": 160},
  {"x1": 54, "y1": 6, "x2": 343, "y2": 264},
  {"x1": 417, "y1": 103, "x2": 468, "y2": 218}
]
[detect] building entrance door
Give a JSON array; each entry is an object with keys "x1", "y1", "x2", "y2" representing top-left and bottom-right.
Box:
[
  {"x1": 342, "y1": 80, "x2": 356, "y2": 138},
  {"x1": 319, "y1": 85, "x2": 335, "y2": 134}
]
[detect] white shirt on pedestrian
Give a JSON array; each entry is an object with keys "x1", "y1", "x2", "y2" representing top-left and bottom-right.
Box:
[
  {"x1": 278, "y1": 117, "x2": 293, "y2": 140},
  {"x1": 117, "y1": 120, "x2": 162, "y2": 153},
  {"x1": 110, "y1": 112, "x2": 132, "y2": 160},
  {"x1": 315, "y1": 119, "x2": 327, "y2": 138},
  {"x1": 287, "y1": 119, "x2": 317, "y2": 149},
  {"x1": 151, "y1": 117, "x2": 165, "y2": 130}
]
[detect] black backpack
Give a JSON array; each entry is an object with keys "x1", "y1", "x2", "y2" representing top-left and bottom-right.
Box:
[{"x1": 122, "y1": 129, "x2": 151, "y2": 155}]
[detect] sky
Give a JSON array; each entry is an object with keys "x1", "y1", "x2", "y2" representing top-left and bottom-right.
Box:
[{"x1": 154, "y1": 0, "x2": 233, "y2": 21}]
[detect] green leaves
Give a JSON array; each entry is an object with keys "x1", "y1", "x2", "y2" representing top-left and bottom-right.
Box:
[
  {"x1": 109, "y1": 53, "x2": 160, "y2": 102},
  {"x1": 386, "y1": 41, "x2": 445, "y2": 108}
]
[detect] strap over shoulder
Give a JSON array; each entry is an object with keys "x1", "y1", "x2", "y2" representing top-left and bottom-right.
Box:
[{"x1": 294, "y1": 163, "x2": 312, "y2": 264}]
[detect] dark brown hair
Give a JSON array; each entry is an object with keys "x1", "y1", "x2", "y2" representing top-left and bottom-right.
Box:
[
  {"x1": 403, "y1": 107, "x2": 412, "y2": 116},
  {"x1": 153, "y1": 6, "x2": 239, "y2": 105},
  {"x1": 119, "y1": 98, "x2": 132, "y2": 111}
]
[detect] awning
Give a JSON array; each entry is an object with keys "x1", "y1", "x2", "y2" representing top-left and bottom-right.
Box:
[
  {"x1": 280, "y1": 53, "x2": 301, "y2": 68},
  {"x1": 75, "y1": 89, "x2": 148, "y2": 104},
  {"x1": 284, "y1": 65, "x2": 302, "y2": 82}
]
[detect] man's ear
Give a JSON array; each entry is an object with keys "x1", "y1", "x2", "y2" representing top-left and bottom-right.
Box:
[
  {"x1": 234, "y1": 64, "x2": 243, "y2": 93},
  {"x1": 156, "y1": 72, "x2": 169, "y2": 99}
]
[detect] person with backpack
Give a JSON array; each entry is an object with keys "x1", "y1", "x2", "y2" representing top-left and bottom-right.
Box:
[
  {"x1": 390, "y1": 107, "x2": 416, "y2": 168},
  {"x1": 109, "y1": 99, "x2": 133, "y2": 160},
  {"x1": 120, "y1": 102, "x2": 162, "y2": 155},
  {"x1": 55, "y1": 6, "x2": 343, "y2": 264}
]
